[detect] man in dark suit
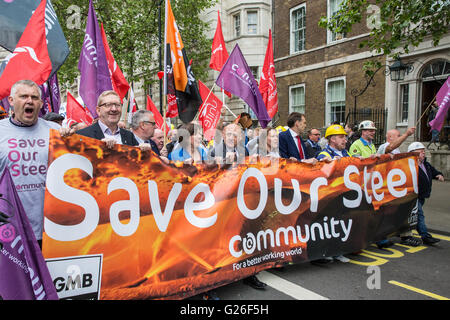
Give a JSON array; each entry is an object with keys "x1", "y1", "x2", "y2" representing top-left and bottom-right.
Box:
[
  {"x1": 279, "y1": 112, "x2": 317, "y2": 164},
  {"x1": 77, "y1": 90, "x2": 139, "y2": 147},
  {"x1": 209, "y1": 123, "x2": 249, "y2": 164}
]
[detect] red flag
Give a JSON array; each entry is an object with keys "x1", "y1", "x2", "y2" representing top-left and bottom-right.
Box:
[
  {"x1": 209, "y1": 11, "x2": 231, "y2": 98},
  {"x1": 0, "y1": 0, "x2": 52, "y2": 99},
  {"x1": 210, "y1": 11, "x2": 229, "y2": 72},
  {"x1": 66, "y1": 91, "x2": 93, "y2": 125},
  {"x1": 147, "y1": 95, "x2": 170, "y2": 134},
  {"x1": 198, "y1": 80, "x2": 223, "y2": 141},
  {"x1": 259, "y1": 29, "x2": 278, "y2": 119},
  {"x1": 165, "y1": 94, "x2": 178, "y2": 118},
  {"x1": 101, "y1": 23, "x2": 130, "y2": 102}
]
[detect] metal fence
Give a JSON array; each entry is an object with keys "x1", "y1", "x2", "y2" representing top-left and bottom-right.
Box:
[{"x1": 346, "y1": 108, "x2": 387, "y2": 147}]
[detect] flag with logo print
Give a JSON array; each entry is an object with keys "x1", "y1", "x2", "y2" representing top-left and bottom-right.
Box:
[
  {"x1": 164, "y1": 0, "x2": 202, "y2": 123},
  {"x1": 216, "y1": 44, "x2": 271, "y2": 128},
  {"x1": 0, "y1": 0, "x2": 69, "y2": 80},
  {"x1": 429, "y1": 76, "x2": 450, "y2": 132},
  {"x1": 259, "y1": 29, "x2": 278, "y2": 119},
  {"x1": 0, "y1": 0, "x2": 53, "y2": 100},
  {"x1": 0, "y1": 168, "x2": 58, "y2": 300},
  {"x1": 198, "y1": 80, "x2": 223, "y2": 141},
  {"x1": 78, "y1": 0, "x2": 113, "y2": 119}
]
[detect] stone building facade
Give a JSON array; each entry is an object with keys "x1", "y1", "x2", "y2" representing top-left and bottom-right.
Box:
[{"x1": 273, "y1": 0, "x2": 386, "y2": 131}]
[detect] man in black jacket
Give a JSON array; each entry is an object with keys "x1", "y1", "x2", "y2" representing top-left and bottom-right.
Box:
[
  {"x1": 77, "y1": 90, "x2": 139, "y2": 147},
  {"x1": 408, "y1": 142, "x2": 445, "y2": 245}
]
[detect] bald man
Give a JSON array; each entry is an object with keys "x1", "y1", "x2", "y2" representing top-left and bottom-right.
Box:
[
  {"x1": 378, "y1": 126, "x2": 421, "y2": 247},
  {"x1": 377, "y1": 127, "x2": 415, "y2": 155}
]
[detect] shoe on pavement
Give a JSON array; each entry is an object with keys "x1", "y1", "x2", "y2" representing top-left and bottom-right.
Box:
[
  {"x1": 202, "y1": 290, "x2": 220, "y2": 300},
  {"x1": 400, "y1": 236, "x2": 422, "y2": 247},
  {"x1": 243, "y1": 275, "x2": 267, "y2": 290},
  {"x1": 333, "y1": 255, "x2": 350, "y2": 263},
  {"x1": 377, "y1": 240, "x2": 394, "y2": 249},
  {"x1": 312, "y1": 257, "x2": 334, "y2": 264},
  {"x1": 422, "y1": 236, "x2": 440, "y2": 245}
]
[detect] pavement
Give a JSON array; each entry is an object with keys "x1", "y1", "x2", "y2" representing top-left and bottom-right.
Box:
[{"x1": 423, "y1": 180, "x2": 450, "y2": 235}]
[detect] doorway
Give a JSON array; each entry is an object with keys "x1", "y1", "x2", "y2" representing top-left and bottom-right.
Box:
[{"x1": 420, "y1": 80, "x2": 443, "y2": 141}]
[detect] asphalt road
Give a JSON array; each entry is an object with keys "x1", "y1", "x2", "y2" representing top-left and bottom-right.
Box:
[{"x1": 193, "y1": 181, "x2": 450, "y2": 301}]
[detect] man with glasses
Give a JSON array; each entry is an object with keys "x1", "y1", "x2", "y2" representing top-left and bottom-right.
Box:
[
  {"x1": 130, "y1": 110, "x2": 160, "y2": 155},
  {"x1": 305, "y1": 128, "x2": 322, "y2": 158},
  {"x1": 77, "y1": 90, "x2": 139, "y2": 147}
]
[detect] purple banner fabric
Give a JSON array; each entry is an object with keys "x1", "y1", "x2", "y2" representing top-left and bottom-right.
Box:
[
  {"x1": 429, "y1": 76, "x2": 450, "y2": 132},
  {"x1": 0, "y1": 168, "x2": 58, "y2": 300},
  {"x1": 48, "y1": 73, "x2": 61, "y2": 114},
  {"x1": 215, "y1": 44, "x2": 270, "y2": 128},
  {"x1": 78, "y1": 0, "x2": 112, "y2": 119}
]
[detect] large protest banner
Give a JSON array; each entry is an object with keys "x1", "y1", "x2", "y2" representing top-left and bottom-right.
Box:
[{"x1": 42, "y1": 130, "x2": 418, "y2": 300}]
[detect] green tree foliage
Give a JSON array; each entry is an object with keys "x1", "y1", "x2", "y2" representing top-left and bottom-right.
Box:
[
  {"x1": 319, "y1": 0, "x2": 450, "y2": 70},
  {"x1": 52, "y1": 0, "x2": 216, "y2": 90}
]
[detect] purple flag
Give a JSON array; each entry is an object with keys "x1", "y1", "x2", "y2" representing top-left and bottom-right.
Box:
[
  {"x1": 48, "y1": 73, "x2": 61, "y2": 114},
  {"x1": 215, "y1": 44, "x2": 270, "y2": 128},
  {"x1": 0, "y1": 168, "x2": 58, "y2": 300},
  {"x1": 78, "y1": 0, "x2": 112, "y2": 119},
  {"x1": 429, "y1": 76, "x2": 450, "y2": 132}
]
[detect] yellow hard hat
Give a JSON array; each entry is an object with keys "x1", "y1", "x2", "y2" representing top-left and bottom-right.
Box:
[{"x1": 325, "y1": 124, "x2": 347, "y2": 138}]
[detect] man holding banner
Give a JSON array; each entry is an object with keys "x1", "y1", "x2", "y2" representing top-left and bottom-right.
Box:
[{"x1": 0, "y1": 80, "x2": 72, "y2": 247}]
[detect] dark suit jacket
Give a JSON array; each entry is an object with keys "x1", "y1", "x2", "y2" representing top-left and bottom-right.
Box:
[
  {"x1": 279, "y1": 129, "x2": 310, "y2": 160},
  {"x1": 76, "y1": 122, "x2": 139, "y2": 146}
]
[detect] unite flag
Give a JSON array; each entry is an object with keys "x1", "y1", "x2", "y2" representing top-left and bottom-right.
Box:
[
  {"x1": 0, "y1": 0, "x2": 69, "y2": 80},
  {"x1": 164, "y1": 0, "x2": 202, "y2": 123},
  {"x1": 0, "y1": 0, "x2": 53, "y2": 100},
  {"x1": 0, "y1": 168, "x2": 58, "y2": 300},
  {"x1": 198, "y1": 80, "x2": 223, "y2": 141},
  {"x1": 100, "y1": 23, "x2": 130, "y2": 102},
  {"x1": 216, "y1": 44, "x2": 271, "y2": 128},
  {"x1": 259, "y1": 29, "x2": 278, "y2": 119},
  {"x1": 78, "y1": 0, "x2": 113, "y2": 119},
  {"x1": 66, "y1": 91, "x2": 94, "y2": 126},
  {"x1": 147, "y1": 95, "x2": 170, "y2": 135},
  {"x1": 209, "y1": 11, "x2": 231, "y2": 98},
  {"x1": 429, "y1": 76, "x2": 450, "y2": 132}
]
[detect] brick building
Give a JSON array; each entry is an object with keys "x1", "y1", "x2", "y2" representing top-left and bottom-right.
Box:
[{"x1": 273, "y1": 0, "x2": 386, "y2": 133}]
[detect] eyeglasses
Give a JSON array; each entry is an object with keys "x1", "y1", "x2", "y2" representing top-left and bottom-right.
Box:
[
  {"x1": 143, "y1": 121, "x2": 156, "y2": 126},
  {"x1": 312, "y1": 133, "x2": 321, "y2": 136},
  {"x1": 99, "y1": 102, "x2": 121, "y2": 109}
]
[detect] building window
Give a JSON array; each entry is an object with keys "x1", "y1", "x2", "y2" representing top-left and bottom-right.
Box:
[
  {"x1": 400, "y1": 84, "x2": 409, "y2": 123},
  {"x1": 233, "y1": 13, "x2": 241, "y2": 37},
  {"x1": 247, "y1": 11, "x2": 258, "y2": 35},
  {"x1": 249, "y1": 66, "x2": 259, "y2": 80},
  {"x1": 289, "y1": 84, "x2": 306, "y2": 114},
  {"x1": 326, "y1": 77, "x2": 346, "y2": 125},
  {"x1": 290, "y1": 4, "x2": 306, "y2": 54},
  {"x1": 327, "y1": 0, "x2": 346, "y2": 43}
]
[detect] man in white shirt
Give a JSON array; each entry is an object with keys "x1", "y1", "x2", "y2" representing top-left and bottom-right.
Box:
[
  {"x1": 378, "y1": 127, "x2": 420, "y2": 246},
  {"x1": 377, "y1": 127, "x2": 415, "y2": 155}
]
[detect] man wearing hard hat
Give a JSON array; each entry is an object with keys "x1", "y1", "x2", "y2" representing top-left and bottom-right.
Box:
[
  {"x1": 408, "y1": 142, "x2": 444, "y2": 245},
  {"x1": 316, "y1": 124, "x2": 350, "y2": 161},
  {"x1": 349, "y1": 120, "x2": 377, "y2": 158}
]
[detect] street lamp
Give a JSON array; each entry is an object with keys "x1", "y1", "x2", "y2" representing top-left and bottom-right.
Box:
[
  {"x1": 388, "y1": 58, "x2": 413, "y2": 81},
  {"x1": 347, "y1": 59, "x2": 414, "y2": 126}
]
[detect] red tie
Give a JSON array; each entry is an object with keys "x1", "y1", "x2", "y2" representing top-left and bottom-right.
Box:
[{"x1": 296, "y1": 135, "x2": 305, "y2": 160}]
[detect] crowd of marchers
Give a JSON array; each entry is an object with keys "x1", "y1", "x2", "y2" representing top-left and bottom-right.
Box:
[{"x1": 0, "y1": 80, "x2": 445, "y2": 300}]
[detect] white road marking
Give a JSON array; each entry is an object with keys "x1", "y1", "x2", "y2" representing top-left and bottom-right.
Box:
[{"x1": 258, "y1": 271, "x2": 329, "y2": 300}]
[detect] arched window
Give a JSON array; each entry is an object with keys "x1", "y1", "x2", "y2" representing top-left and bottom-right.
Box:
[{"x1": 421, "y1": 59, "x2": 450, "y2": 79}]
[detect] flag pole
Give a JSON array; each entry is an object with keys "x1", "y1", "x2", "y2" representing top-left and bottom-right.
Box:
[
  {"x1": 415, "y1": 96, "x2": 436, "y2": 127},
  {"x1": 195, "y1": 82, "x2": 217, "y2": 120}
]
